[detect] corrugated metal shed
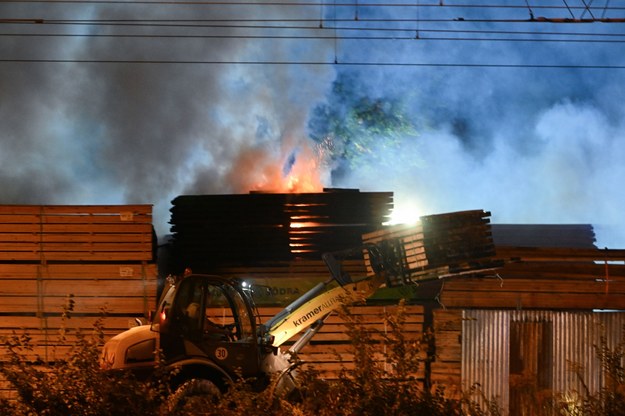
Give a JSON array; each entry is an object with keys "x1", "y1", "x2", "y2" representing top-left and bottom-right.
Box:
[{"x1": 462, "y1": 309, "x2": 625, "y2": 414}]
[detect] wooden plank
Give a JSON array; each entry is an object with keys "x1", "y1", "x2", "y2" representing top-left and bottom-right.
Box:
[
  {"x1": 0, "y1": 315, "x2": 145, "y2": 331},
  {"x1": 0, "y1": 251, "x2": 153, "y2": 262},
  {"x1": 40, "y1": 279, "x2": 158, "y2": 297},
  {"x1": 431, "y1": 309, "x2": 462, "y2": 391},
  {"x1": 0, "y1": 296, "x2": 156, "y2": 314},
  {"x1": 0, "y1": 233, "x2": 152, "y2": 243},
  {"x1": 0, "y1": 213, "x2": 152, "y2": 225},
  {"x1": 43, "y1": 263, "x2": 157, "y2": 279},
  {"x1": 496, "y1": 246, "x2": 625, "y2": 262},
  {"x1": 0, "y1": 280, "x2": 38, "y2": 295},
  {"x1": 0, "y1": 330, "x2": 128, "y2": 345},
  {"x1": 0, "y1": 222, "x2": 153, "y2": 234},
  {"x1": 1, "y1": 242, "x2": 152, "y2": 253},
  {"x1": 0, "y1": 204, "x2": 152, "y2": 216},
  {"x1": 444, "y1": 276, "x2": 625, "y2": 294},
  {"x1": 503, "y1": 261, "x2": 625, "y2": 277},
  {"x1": 0, "y1": 263, "x2": 157, "y2": 279},
  {"x1": 439, "y1": 290, "x2": 625, "y2": 310}
]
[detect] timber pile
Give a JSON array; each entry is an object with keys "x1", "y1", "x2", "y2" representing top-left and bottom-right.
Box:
[
  {"x1": 430, "y1": 309, "x2": 463, "y2": 392},
  {"x1": 361, "y1": 210, "x2": 501, "y2": 286},
  {"x1": 437, "y1": 246, "x2": 625, "y2": 310},
  {"x1": 168, "y1": 190, "x2": 393, "y2": 272},
  {"x1": 0, "y1": 205, "x2": 157, "y2": 366},
  {"x1": 263, "y1": 304, "x2": 426, "y2": 380},
  {"x1": 491, "y1": 224, "x2": 596, "y2": 248},
  {"x1": 213, "y1": 259, "x2": 368, "y2": 306}
]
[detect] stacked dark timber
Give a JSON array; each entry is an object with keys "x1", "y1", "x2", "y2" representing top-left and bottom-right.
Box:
[
  {"x1": 361, "y1": 210, "x2": 501, "y2": 285},
  {"x1": 169, "y1": 190, "x2": 393, "y2": 273},
  {"x1": 437, "y1": 246, "x2": 625, "y2": 309},
  {"x1": 0, "y1": 205, "x2": 157, "y2": 365},
  {"x1": 491, "y1": 224, "x2": 597, "y2": 248}
]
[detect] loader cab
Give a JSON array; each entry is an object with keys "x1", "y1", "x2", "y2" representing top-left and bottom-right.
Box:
[{"x1": 153, "y1": 274, "x2": 263, "y2": 381}]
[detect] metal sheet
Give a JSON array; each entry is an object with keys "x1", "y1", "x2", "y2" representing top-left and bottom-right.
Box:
[{"x1": 462, "y1": 309, "x2": 625, "y2": 414}]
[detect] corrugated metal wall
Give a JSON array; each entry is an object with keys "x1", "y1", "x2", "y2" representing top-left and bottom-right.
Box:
[{"x1": 462, "y1": 310, "x2": 625, "y2": 414}]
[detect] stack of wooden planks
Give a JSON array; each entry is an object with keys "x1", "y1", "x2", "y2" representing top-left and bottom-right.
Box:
[
  {"x1": 0, "y1": 205, "x2": 158, "y2": 366},
  {"x1": 429, "y1": 309, "x2": 463, "y2": 392},
  {"x1": 491, "y1": 224, "x2": 597, "y2": 248},
  {"x1": 252, "y1": 304, "x2": 426, "y2": 380},
  {"x1": 213, "y1": 258, "x2": 368, "y2": 306},
  {"x1": 361, "y1": 210, "x2": 501, "y2": 286},
  {"x1": 169, "y1": 190, "x2": 393, "y2": 272},
  {"x1": 437, "y1": 246, "x2": 625, "y2": 309}
]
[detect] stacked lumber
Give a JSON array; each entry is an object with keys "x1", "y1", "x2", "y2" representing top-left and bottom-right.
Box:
[
  {"x1": 430, "y1": 309, "x2": 463, "y2": 393},
  {"x1": 0, "y1": 205, "x2": 154, "y2": 261},
  {"x1": 0, "y1": 205, "x2": 157, "y2": 365},
  {"x1": 265, "y1": 304, "x2": 426, "y2": 380},
  {"x1": 437, "y1": 246, "x2": 625, "y2": 309},
  {"x1": 213, "y1": 259, "x2": 368, "y2": 306},
  {"x1": 361, "y1": 210, "x2": 501, "y2": 286},
  {"x1": 169, "y1": 190, "x2": 393, "y2": 272},
  {"x1": 491, "y1": 224, "x2": 596, "y2": 248}
]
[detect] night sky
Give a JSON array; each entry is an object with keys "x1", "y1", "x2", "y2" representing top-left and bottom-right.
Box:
[{"x1": 2, "y1": 1, "x2": 625, "y2": 246}]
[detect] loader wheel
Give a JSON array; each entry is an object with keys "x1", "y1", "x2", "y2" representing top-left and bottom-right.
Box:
[{"x1": 168, "y1": 378, "x2": 221, "y2": 412}]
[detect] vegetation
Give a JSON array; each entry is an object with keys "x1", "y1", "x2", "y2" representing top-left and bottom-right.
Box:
[
  {"x1": 0, "y1": 300, "x2": 172, "y2": 416},
  {"x1": 308, "y1": 71, "x2": 419, "y2": 176},
  {"x1": 2, "y1": 302, "x2": 625, "y2": 415}
]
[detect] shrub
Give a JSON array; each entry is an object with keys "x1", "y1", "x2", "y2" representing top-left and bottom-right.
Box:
[
  {"x1": 0, "y1": 301, "x2": 171, "y2": 416},
  {"x1": 1, "y1": 300, "x2": 504, "y2": 415}
]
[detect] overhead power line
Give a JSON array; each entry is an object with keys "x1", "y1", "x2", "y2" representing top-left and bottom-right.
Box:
[
  {"x1": 2, "y1": 1, "x2": 624, "y2": 68},
  {"x1": 1, "y1": 58, "x2": 624, "y2": 69},
  {"x1": 2, "y1": 29, "x2": 625, "y2": 44},
  {"x1": 0, "y1": 0, "x2": 623, "y2": 10},
  {"x1": 3, "y1": 16, "x2": 625, "y2": 25}
]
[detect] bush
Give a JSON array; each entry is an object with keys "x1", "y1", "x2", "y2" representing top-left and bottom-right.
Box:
[
  {"x1": 291, "y1": 300, "x2": 480, "y2": 416},
  {"x1": 554, "y1": 328, "x2": 625, "y2": 416},
  {"x1": 1, "y1": 300, "x2": 502, "y2": 415},
  {"x1": 0, "y1": 301, "x2": 172, "y2": 416}
]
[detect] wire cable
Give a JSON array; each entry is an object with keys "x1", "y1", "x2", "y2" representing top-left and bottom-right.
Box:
[{"x1": 1, "y1": 58, "x2": 624, "y2": 69}]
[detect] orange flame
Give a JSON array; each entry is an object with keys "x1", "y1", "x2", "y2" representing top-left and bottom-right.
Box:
[{"x1": 249, "y1": 142, "x2": 325, "y2": 194}]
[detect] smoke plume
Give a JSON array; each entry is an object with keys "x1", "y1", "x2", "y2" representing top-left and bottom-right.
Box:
[{"x1": 1, "y1": 1, "x2": 624, "y2": 246}]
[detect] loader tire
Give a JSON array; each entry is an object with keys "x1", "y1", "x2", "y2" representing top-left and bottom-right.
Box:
[{"x1": 168, "y1": 378, "x2": 221, "y2": 413}]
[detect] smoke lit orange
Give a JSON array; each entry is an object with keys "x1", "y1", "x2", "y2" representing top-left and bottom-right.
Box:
[{"x1": 252, "y1": 143, "x2": 325, "y2": 194}]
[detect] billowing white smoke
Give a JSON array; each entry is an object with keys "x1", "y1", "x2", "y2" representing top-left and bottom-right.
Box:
[
  {"x1": 336, "y1": 91, "x2": 625, "y2": 248},
  {"x1": 2, "y1": 1, "x2": 624, "y2": 247}
]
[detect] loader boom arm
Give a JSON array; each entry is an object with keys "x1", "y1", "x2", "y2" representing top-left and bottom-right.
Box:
[{"x1": 265, "y1": 268, "x2": 386, "y2": 348}]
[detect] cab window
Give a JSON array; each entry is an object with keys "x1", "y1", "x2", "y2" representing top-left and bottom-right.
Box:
[
  {"x1": 175, "y1": 277, "x2": 204, "y2": 335},
  {"x1": 204, "y1": 285, "x2": 254, "y2": 341}
]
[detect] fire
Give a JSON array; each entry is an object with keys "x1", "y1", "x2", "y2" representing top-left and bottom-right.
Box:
[
  {"x1": 250, "y1": 142, "x2": 326, "y2": 194},
  {"x1": 282, "y1": 152, "x2": 325, "y2": 193},
  {"x1": 290, "y1": 221, "x2": 321, "y2": 229},
  {"x1": 241, "y1": 141, "x2": 329, "y2": 255}
]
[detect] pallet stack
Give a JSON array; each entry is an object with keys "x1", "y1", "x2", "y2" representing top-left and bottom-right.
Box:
[
  {"x1": 361, "y1": 210, "x2": 502, "y2": 286},
  {"x1": 0, "y1": 205, "x2": 157, "y2": 364}
]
